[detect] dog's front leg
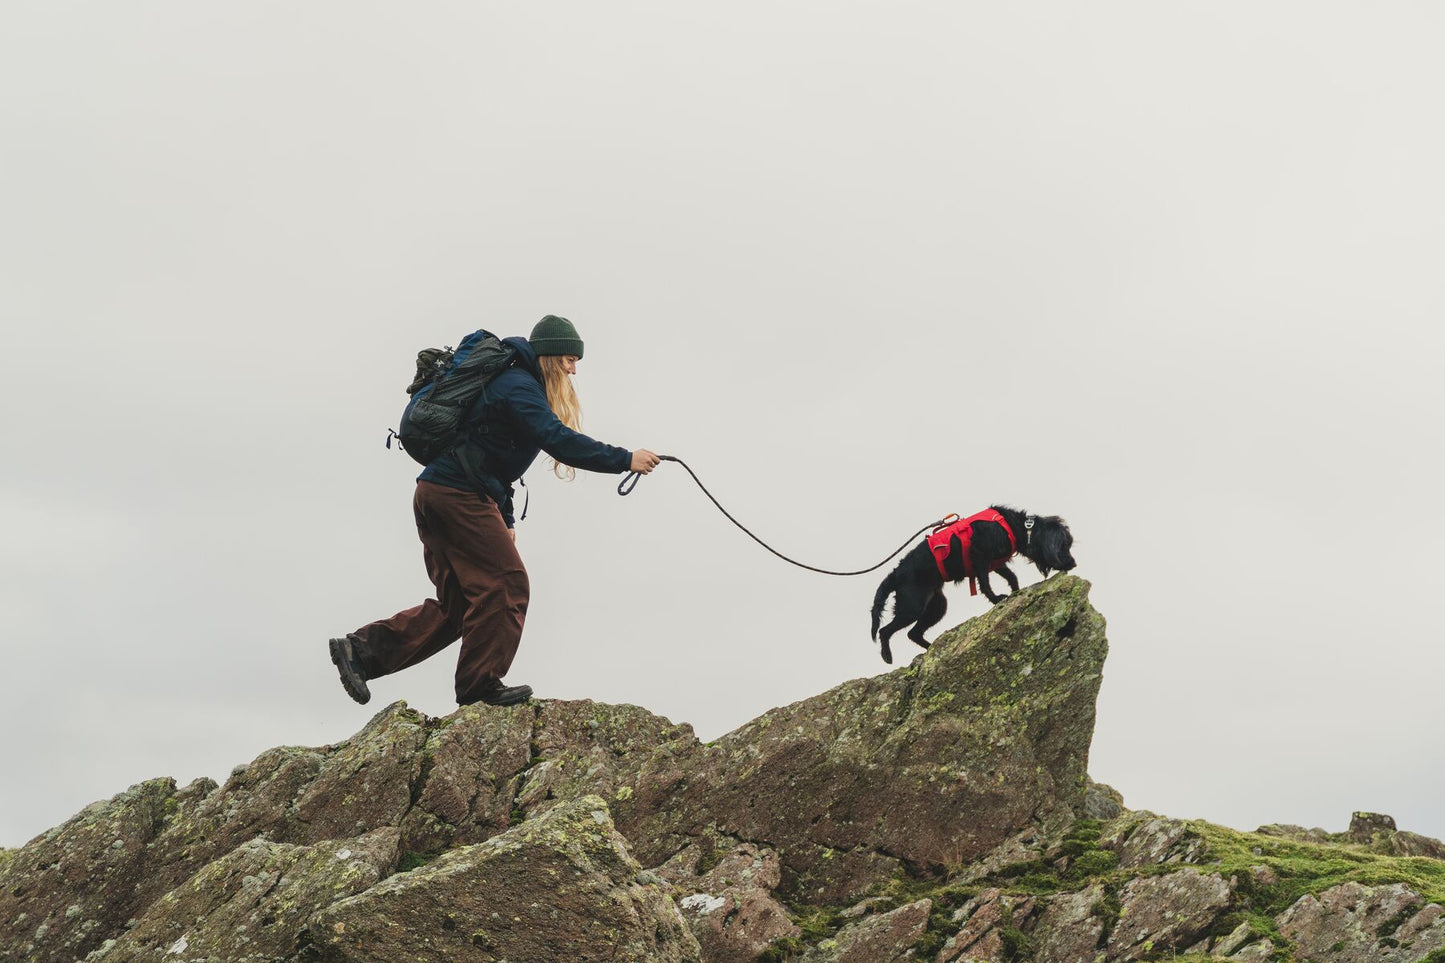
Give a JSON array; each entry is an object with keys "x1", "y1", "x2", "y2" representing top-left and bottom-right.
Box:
[
  {"x1": 997, "y1": 564, "x2": 1020, "y2": 595},
  {"x1": 974, "y1": 569, "x2": 1007, "y2": 605}
]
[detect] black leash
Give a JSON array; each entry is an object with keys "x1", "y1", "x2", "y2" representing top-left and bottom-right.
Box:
[{"x1": 619, "y1": 455, "x2": 951, "y2": 577}]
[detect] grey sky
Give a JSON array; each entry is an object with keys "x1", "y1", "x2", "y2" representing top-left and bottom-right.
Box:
[{"x1": 3, "y1": 3, "x2": 1442, "y2": 849}]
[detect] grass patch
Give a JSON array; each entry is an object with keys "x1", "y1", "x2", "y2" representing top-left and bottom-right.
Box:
[
  {"x1": 909, "y1": 883, "x2": 983, "y2": 957},
  {"x1": 1190, "y1": 821, "x2": 1445, "y2": 913},
  {"x1": 985, "y1": 818, "x2": 1122, "y2": 895}
]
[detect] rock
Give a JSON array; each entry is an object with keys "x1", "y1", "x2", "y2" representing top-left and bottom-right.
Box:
[
  {"x1": 1231, "y1": 938, "x2": 1276, "y2": 961},
  {"x1": 1276, "y1": 882, "x2": 1445, "y2": 963},
  {"x1": 659, "y1": 838, "x2": 799, "y2": 962},
  {"x1": 1248, "y1": 864, "x2": 1279, "y2": 888},
  {"x1": 1099, "y1": 814, "x2": 1208, "y2": 868},
  {"x1": 1210, "y1": 920, "x2": 1253, "y2": 956},
  {"x1": 282, "y1": 702, "x2": 429, "y2": 842},
  {"x1": 308, "y1": 795, "x2": 701, "y2": 962},
  {"x1": 82, "y1": 828, "x2": 398, "y2": 962},
  {"x1": 951, "y1": 827, "x2": 1049, "y2": 885},
  {"x1": 679, "y1": 888, "x2": 798, "y2": 963},
  {"x1": 1340, "y1": 812, "x2": 1445, "y2": 861},
  {"x1": 517, "y1": 699, "x2": 694, "y2": 821},
  {"x1": 1105, "y1": 869, "x2": 1233, "y2": 961},
  {"x1": 1082, "y1": 780, "x2": 1125, "y2": 821},
  {"x1": 0, "y1": 777, "x2": 179, "y2": 963},
  {"x1": 1027, "y1": 883, "x2": 1106, "y2": 963},
  {"x1": 1349, "y1": 811, "x2": 1399, "y2": 841},
  {"x1": 1386, "y1": 830, "x2": 1445, "y2": 861},
  {"x1": 1, "y1": 698, "x2": 700, "y2": 963},
  {"x1": 1255, "y1": 823, "x2": 1333, "y2": 844},
  {"x1": 622, "y1": 575, "x2": 1108, "y2": 902},
  {"x1": 397, "y1": 701, "x2": 535, "y2": 855},
  {"x1": 800, "y1": 898, "x2": 932, "y2": 963},
  {"x1": 937, "y1": 888, "x2": 1036, "y2": 963}
]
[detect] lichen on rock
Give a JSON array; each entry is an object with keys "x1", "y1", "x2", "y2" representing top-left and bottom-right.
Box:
[{"x1": 307, "y1": 795, "x2": 701, "y2": 962}]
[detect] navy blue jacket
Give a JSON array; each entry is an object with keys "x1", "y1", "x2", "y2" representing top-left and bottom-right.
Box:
[{"x1": 418, "y1": 337, "x2": 632, "y2": 526}]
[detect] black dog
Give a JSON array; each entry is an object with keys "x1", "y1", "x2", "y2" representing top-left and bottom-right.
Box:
[{"x1": 870, "y1": 505, "x2": 1075, "y2": 664}]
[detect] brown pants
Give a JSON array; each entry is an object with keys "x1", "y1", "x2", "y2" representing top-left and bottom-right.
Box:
[{"x1": 351, "y1": 481, "x2": 529, "y2": 704}]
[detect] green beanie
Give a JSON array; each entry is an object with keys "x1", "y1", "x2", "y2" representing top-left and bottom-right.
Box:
[{"x1": 528, "y1": 315, "x2": 584, "y2": 359}]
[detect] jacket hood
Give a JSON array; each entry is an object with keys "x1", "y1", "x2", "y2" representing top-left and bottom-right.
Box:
[{"x1": 503, "y1": 335, "x2": 541, "y2": 378}]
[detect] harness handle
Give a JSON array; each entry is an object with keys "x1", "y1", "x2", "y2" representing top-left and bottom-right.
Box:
[{"x1": 619, "y1": 454, "x2": 946, "y2": 577}]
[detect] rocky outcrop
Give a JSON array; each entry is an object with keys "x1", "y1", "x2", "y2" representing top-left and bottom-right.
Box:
[
  {"x1": 1106, "y1": 870, "x2": 1235, "y2": 960},
  {"x1": 1027, "y1": 883, "x2": 1107, "y2": 963},
  {"x1": 307, "y1": 796, "x2": 700, "y2": 962},
  {"x1": 800, "y1": 898, "x2": 932, "y2": 962},
  {"x1": 1100, "y1": 813, "x2": 1208, "y2": 869},
  {"x1": 87, "y1": 829, "x2": 399, "y2": 962},
  {"x1": 617, "y1": 574, "x2": 1107, "y2": 903},
  {"x1": 5, "y1": 573, "x2": 1443, "y2": 963},
  {"x1": 1278, "y1": 882, "x2": 1445, "y2": 963},
  {"x1": 659, "y1": 838, "x2": 800, "y2": 961},
  {"x1": 1255, "y1": 813, "x2": 1445, "y2": 863},
  {"x1": 936, "y1": 888, "x2": 1036, "y2": 962}
]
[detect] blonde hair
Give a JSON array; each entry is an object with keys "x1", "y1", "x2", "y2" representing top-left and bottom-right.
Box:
[{"x1": 539, "y1": 355, "x2": 581, "y2": 480}]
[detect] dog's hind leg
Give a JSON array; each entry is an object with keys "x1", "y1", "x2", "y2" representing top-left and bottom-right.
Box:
[
  {"x1": 906, "y1": 591, "x2": 947, "y2": 651},
  {"x1": 876, "y1": 614, "x2": 906, "y2": 665},
  {"x1": 876, "y1": 581, "x2": 931, "y2": 665}
]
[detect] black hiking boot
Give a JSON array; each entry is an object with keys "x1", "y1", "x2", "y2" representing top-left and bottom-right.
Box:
[
  {"x1": 464, "y1": 681, "x2": 534, "y2": 707},
  {"x1": 329, "y1": 637, "x2": 371, "y2": 705}
]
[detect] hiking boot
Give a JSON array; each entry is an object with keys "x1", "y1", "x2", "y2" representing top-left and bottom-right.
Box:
[
  {"x1": 329, "y1": 637, "x2": 371, "y2": 705},
  {"x1": 465, "y1": 681, "x2": 533, "y2": 707}
]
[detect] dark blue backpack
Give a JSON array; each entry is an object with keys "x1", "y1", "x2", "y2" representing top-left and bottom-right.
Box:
[{"x1": 389, "y1": 330, "x2": 516, "y2": 467}]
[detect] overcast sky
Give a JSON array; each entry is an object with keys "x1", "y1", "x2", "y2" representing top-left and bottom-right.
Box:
[{"x1": 3, "y1": 3, "x2": 1443, "y2": 850}]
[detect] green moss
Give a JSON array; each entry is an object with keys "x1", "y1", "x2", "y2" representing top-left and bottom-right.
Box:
[
  {"x1": 793, "y1": 905, "x2": 847, "y2": 942},
  {"x1": 1191, "y1": 821, "x2": 1445, "y2": 912},
  {"x1": 1094, "y1": 882, "x2": 1123, "y2": 943},
  {"x1": 751, "y1": 809, "x2": 1443, "y2": 963},
  {"x1": 1071, "y1": 850, "x2": 1120, "y2": 877},
  {"x1": 396, "y1": 849, "x2": 443, "y2": 873},
  {"x1": 1000, "y1": 924, "x2": 1033, "y2": 962},
  {"x1": 1206, "y1": 908, "x2": 1287, "y2": 960},
  {"x1": 758, "y1": 936, "x2": 804, "y2": 962},
  {"x1": 984, "y1": 818, "x2": 1119, "y2": 895},
  {"x1": 757, "y1": 902, "x2": 853, "y2": 962}
]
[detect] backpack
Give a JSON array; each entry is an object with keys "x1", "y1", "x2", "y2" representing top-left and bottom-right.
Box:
[{"x1": 388, "y1": 330, "x2": 516, "y2": 467}]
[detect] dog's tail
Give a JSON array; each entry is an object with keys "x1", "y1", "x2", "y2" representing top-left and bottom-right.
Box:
[{"x1": 871, "y1": 571, "x2": 896, "y2": 641}]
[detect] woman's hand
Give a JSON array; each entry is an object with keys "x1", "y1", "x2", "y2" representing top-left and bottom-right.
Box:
[{"x1": 630, "y1": 449, "x2": 661, "y2": 474}]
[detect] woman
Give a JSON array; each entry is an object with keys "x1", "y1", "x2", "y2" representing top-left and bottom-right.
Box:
[{"x1": 330, "y1": 315, "x2": 660, "y2": 707}]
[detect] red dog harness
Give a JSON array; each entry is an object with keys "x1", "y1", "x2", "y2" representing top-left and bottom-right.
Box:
[{"x1": 926, "y1": 509, "x2": 1017, "y2": 595}]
